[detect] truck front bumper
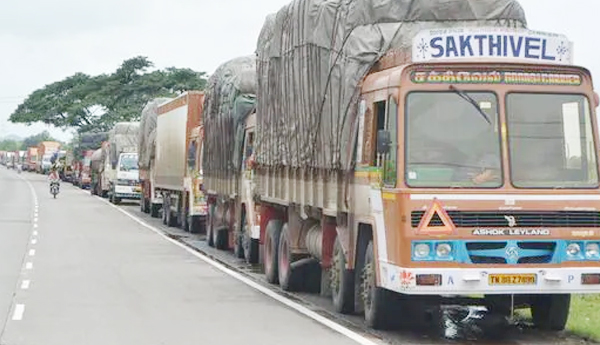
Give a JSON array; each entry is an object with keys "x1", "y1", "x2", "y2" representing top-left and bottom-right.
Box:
[
  {"x1": 379, "y1": 262, "x2": 600, "y2": 295},
  {"x1": 114, "y1": 185, "x2": 141, "y2": 200}
]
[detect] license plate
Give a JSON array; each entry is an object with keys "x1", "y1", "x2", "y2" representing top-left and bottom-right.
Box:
[{"x1": 489, "y1": 274, "x2": 536, "y2": 285}]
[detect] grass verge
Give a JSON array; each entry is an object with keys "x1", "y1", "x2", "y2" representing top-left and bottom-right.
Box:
[{"x1": 517, "y1": 294, "x2": 600, "y2": 342}]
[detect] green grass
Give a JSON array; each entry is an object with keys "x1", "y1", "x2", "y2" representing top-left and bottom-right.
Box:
[{"x1": 517, "y1": 294, "x2": 600, "y2": 342}]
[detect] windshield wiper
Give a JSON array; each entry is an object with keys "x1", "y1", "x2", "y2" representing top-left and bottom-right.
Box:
[{"x1": 449, "y1": 85, "x2": 491, "y2": 125}]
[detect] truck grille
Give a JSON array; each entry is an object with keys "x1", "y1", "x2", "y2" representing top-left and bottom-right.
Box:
[
  {"x1": 465, "y1": 241, "x2": 556, "y2": 265},
  {"x1": 411, "y1": 210, "x2": 600, "y2": 228}
]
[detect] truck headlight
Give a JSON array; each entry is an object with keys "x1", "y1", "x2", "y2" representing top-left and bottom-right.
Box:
[
  {"x1": 567, "y1": 243, "x2": 581, "y2": 256},
  {"x1": 414, "y1": 243, "x2": 430, "y2": 258},
  {"x1": 436, "y1": 243, "x2": 452, "y2": 258},
  {"x1": 585, "y1": 243, "x2": 600, "y2": 258}
]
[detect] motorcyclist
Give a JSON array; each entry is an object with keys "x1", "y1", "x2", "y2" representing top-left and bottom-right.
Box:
[{"x1": 48, "y1": 163, "x2": 61, "y2": 189}]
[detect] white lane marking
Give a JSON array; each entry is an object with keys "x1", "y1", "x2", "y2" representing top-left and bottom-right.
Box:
[
  {"x1": 21, "y1": 280, "x2": 30, "y2": 290},
  {"x1": 28, "y1": 249, "x2": 35, "y2": 256},
  {"x1": 25, "y1": 262, "x2": 33, "y2": 270},
  {"x1": 99, "y1": 198, "x2": 384, "y2": 345},
  {"x1": 12, "y1": 304, "x2": 25, "y2": 320},
  {"x1": 31, "y1": 239, "x2": 37, "y2": 245},
  {"x1": 33, "y1": 217, "x2": 38, "y2": 222},
  {"x1": 33, "y1": 231, "x2": 38, "y2": 236},
  {"x1": 33, "y1": 224, "x2": 38, "y2": 228}
]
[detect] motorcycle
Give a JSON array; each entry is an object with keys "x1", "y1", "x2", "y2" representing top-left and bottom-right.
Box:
[{"x1": 50, "y1": 181, "x2": 60, "y2": 199}]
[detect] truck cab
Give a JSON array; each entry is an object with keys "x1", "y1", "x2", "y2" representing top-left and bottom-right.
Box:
[
  {"x1": 354, "y1": 28, "x2": 600, "y2": 330},
  {"x1": 110, "y1": 152, "x2": 141, "y2": 204}
]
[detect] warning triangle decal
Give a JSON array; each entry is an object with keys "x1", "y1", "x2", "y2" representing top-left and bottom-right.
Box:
[{"x1": 416, "y1": 198, "x2": 456, "y2": 235}]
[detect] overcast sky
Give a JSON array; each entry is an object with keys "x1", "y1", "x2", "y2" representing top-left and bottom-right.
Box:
[{"x1": 0, "y1": 0, "x2": 596, "y2": 142}]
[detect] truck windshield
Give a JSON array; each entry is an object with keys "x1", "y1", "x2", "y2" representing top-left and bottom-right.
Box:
[
  {"x1": 405, "y1": 91, "x2": 502, "y2": 188},
  {"x1": 506, "y1": 93, "x2": 599, "y2": 188},
  {"x1": 119, "y1": 154, "x2": 138, "y2": 171}
]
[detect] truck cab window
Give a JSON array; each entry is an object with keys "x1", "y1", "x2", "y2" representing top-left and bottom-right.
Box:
[
  {"x1": 373, "y1": 100, "x2": 387, "y2": 167},
  {"x1": 383, "y1": 95, "x2": 398, "y2": 187}
]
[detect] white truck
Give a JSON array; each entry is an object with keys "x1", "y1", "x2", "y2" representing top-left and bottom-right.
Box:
[{"x1": 107, "y1": 122, "x2": 141, "y2": 204}]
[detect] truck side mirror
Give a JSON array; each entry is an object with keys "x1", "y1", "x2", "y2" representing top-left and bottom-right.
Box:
[{"x1": 376, "y1": 130, "x2": 391, "y2": 155}]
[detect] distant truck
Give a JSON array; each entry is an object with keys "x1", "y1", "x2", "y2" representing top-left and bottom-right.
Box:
[
  {"x1": 36, "y1": 141, "x2": 60, "y2": 174},
  {"x1": 24, "y1": 147, "x2": 37, "y2": 172},
  {"x1": 153, "y1": 92, "x2": 207, "y2": 233},
  {"x1": 139, "y1": 98, "x2": 172, "y2": 217},
  {"x1": 107, "y1": 122, "x2": 140, "y2": 204},
  {"x1": 203, "y1": 0, "x2": 600, "y2": 332},
  {"x1": 77, "y1": 150, "x2": 95, "y2": 189}
]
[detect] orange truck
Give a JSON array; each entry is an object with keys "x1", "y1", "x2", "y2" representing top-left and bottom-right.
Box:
[
  {"x1": 36, "y1": 141, "x2": 60, "y2": 174},
  {"x1": 202, "y1": 0, "x2": 600, "y2": 333},
  {"x1": 152, "y1": 92, "x2": 207, "y2": 233}
]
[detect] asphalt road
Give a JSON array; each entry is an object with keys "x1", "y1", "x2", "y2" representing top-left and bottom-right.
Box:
[
  {"x1": 2, "y1": 168, "x2": 597, "y2": 345},
  {"x1": 0, "y1": 168, "x2": 373, "y2": 345}
]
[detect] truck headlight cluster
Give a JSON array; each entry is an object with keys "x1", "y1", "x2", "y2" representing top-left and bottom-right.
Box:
[
  {"x1": 412, "y1": 241, "x2": 454, "y2": 261},
  {"x1": 565, "y1": 241, "x2": 600, "y2": 261}
]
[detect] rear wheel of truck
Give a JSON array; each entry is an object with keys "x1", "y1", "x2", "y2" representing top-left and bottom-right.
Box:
[
  {"x1": 278, "y1": 224, "x2": 301, "y2": 291},
  {"x1": 151, "y1": 203, "x2": 160, "y2": 218},
  {"x1": 238, "y1": 209, "x2": 259, "y2": 264},
  {"x1": 206, "y1": 204, "x2": 215, "y2": 247},
  {"x1": 214, "y1": 227, "x2": 228, "y2": 250},
  {"x1": 530, "y1": 294, "x2": 570, "y2": 331},
  {"x1": 165, "y1": 198, "x2": 177, "y2": 227},
  {"x1": 331, "y1": 237, "x2": 355, "y2": 314},
  {"x1": 362, "y1": 240, "x2": 393, "y2": 330},
  {"x1": 264, "y1": 219, "x2": 283, "y2": 284},
  {"x1": 234, "y1": 231, "x2": 245, "y2": 259}
]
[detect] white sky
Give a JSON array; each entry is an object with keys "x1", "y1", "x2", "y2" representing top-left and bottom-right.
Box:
[{"x1": 0, "y1": 0, "x2": 596, "y2": 142}]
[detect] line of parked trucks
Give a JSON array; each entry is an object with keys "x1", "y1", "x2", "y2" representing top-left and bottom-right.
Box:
[
  {"x1": 10, "y1": 0, "x2": 600, "y2": 334},
  {"x1": 129, "y1": 0, "x2": 600, "y2": 333}
]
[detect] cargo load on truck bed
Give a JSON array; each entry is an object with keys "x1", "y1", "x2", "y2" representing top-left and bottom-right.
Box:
[
  {"x1": 255, "y1": 0, "x2": 527, "y2": 170},
  {"x1": 108, "y1": 122, "x2": 140, "y2": 168},
  {"x1": 203, "y1": 56, "x2": 257, "y2": 184},
  {"x1": 139, "y1": 98, "x2": 173, "y2": 172},
  {"x1": 75, "y1": 132, "x2": 109, "y2": 160}
]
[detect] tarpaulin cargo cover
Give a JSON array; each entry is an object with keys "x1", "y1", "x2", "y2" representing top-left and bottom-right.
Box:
[
  {"x1": 139, "y1": 98, "x2": 173, "y2": 171},
  {"x1": 202, "y1": 55, "x2": 257, "y2": 179},
  {"x1": 108, "y1": 122, "x2": 140, "y2": 168},
  {"x1": 255, "y1": 0, "x2": 527, "y2": 170}
]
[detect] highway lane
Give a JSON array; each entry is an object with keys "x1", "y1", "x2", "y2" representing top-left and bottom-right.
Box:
[
  {"x1": 0, "y1": 167, "x2": 35, "y2": 340},
  {"x1": 0, "y1": 171, "x2": 374, "y2": 345}
]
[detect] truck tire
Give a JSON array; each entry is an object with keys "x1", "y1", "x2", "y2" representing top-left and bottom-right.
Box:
[
  {"x1": 189, "y1": 216, "x2": 202, "y2": 234},
  {"x1": 264, "y1": 219, "x2": 283, "y2": 284},
  {"x1": 140, "y1": 198, "x2": 146, "y2": 212},
  {"x1": 239, "y1": 209, "x2": 259, "y2": 264},
  {"x1": 162, "y1": 199, "x2": 168, "y2": 225},
  {"x1": 278, "y1": 224, "x2": 302, "y2": 291},
  {"x1": 165, "y1": 199, "x2": 177, "y2": 227},
  {"x1": 206, "y1": 204, "x2": 215, "y2": 247},
  {"x1": 362, "y1": 240, "x2": 393, "y2": 330},
  {"x1": 331, "y1": 237, "x2": 355, "y2": 314},
  {"x1": 530, "y1": 294, "x2": 570, "y2": 331},
  {"x1": 214, "y1": 227, "x2": 228, "y2": 250},
  {"x1": 234, "y1": 231, "x2": 245, "y2": 259},
  {"x1": 151, "y1": 204, "x2": 160, "y2": 218}
]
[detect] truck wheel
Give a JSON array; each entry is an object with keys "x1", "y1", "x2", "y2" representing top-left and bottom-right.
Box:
[
  {"x1": 243, "y1": 229, "x2": 259, "y2": 264},
  {"x1": 190, "y1": 216, "x2": 204, "y2": 234},
  {"x1": 113, "y1": 197, "x2": 121, "y2": 205},
  {"x1": 530, "y1": 294, "x2": 571, "y2": 331},
  {"x1": 151, "y1": 204, "x2": 160, "y2": 218},
  {"x1": 362, "y1": 240, "x2": 393, "y2": 329},
  {"x1": 140, "y1": 198, "x2": 146, "y2": 212},
  {"x1": 264, "y1": 219, "x2": 283, "y2": 284},
  {"x1": 234, "y1": 231, "x2": 245, "y2": 259},
  {"x1": 166, "y1": 203, "x2": 177, "y2": 227},
  {"x1": 206, "y1": 205, "x2": 215, "y2": 247},
  {"x1": 331, "y1": 237, "x2": 355, "y2": 314},
  {"x1": 214, "y1": 227, "x2": 228, "y2": 250},
  {"x1": 278, "y1": 224, "x2": 301, "y2": 291},
  {"x1": 162, "y1": 199, "x2": 168, "y2": 225}
]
